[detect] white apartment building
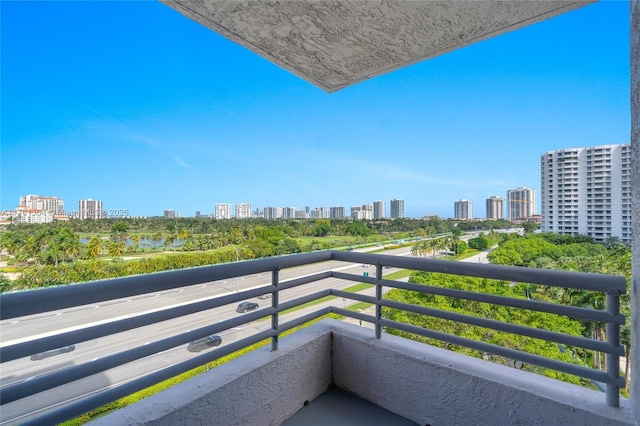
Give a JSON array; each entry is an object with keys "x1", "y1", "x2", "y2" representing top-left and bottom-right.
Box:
[
  {"x1": 351, "y1": 206, "x2": 372, "y2": 220},
  {"x1": 541, "y1": 144, "x2": 631, "y2": 243},
  {"x1": 486, "y1": 196, "x2": 503, "y2": 219},
  {"x1": 454, "y1": 199, "x2": 472, "y2": 220},
  {"x1": 15, "y1": 207, "x2": 54, "y2": 224},
  {"x1": 19, "y1": 194, "x2": 64, "y2": 215},
  {"x1": 235, "y1": 203, "x2": 252, "y2": 219},
  {"x1": 282, "y1": 207, "x2": 298, "y2": 219},
  {"x1": 264, "y1": 207, "x2": 282, "y2": 219},
  {"x1": 79, "y1": 199, "x2": 104, "y2": 220},
  {"x1": 506, "y1": 187, "x2": 536, "y2": 220},
  {"x1": 215, "y1": 203, "x2": 232, "y2": 220},
  {"x1": 330, "y1": 206, "x2": 345, "y2": 219},
  {"x1": 390, "y1": 199, "x2": 404, "y2": 218},
  {"x1": 373, "y1": 200, "x2": 385, "y2": 219}
]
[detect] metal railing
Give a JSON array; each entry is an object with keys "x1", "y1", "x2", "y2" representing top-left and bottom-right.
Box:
[{"x1": 0, "y1": 250, "x2": 626, "y2": 425}]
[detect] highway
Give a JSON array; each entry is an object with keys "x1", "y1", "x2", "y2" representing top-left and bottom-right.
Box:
[
  {"x1": 0, "y1": 232, "x2": 507, "y2": 424},
  {"x1": 0, "y1": 247, "x2": 411, "y2": 424}
]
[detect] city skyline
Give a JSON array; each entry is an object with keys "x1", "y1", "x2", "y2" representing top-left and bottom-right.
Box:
[{"x1": 1, "y1": 2, "x2": 629, "y2": 218}]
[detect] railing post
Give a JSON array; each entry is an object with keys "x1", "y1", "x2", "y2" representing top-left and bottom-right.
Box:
[
  {"x1": 375, "y1": 264, "x2": 383, "y2": 339},
  {"x1": 605, "y1": 291, "x2": 621, "y2": 407},
  {"x1": 271, "y1": 268, "x2": 280, "y2": 351}
]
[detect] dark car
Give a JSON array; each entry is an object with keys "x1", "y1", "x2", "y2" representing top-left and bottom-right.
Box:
[
  {"x1": 187, "y1": 335, "x2": 222, "y2": 353},
  {"x1": 30, "y1": 345, "x2": 76, "y2": 361},
  {"x1": 236, "y1": 301, "x2": 259, "y2": 313}
]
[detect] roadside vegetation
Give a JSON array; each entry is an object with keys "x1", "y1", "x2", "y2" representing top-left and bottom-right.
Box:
[
  {"x1": 4, "y1": 218, "x2": 632, "y2": 419},
  {"x1": 0, "y1": 216, "x2": 523, "y2": 292},
  {"x1": 392, "y1": 231, "x2": 632, "y2": 395}
]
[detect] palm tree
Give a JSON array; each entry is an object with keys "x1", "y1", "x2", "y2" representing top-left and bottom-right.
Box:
[
  {"x1": 131, "y1": 234, "x2": 140, "y2": 253},
  {"x1": 87, "y1": 236, "x2": 103, "y2": 259}
]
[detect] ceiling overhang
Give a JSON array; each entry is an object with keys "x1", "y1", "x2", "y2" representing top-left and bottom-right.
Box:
[{"x1": 161, "y1": 1, "x2": 595, "y2": 92}]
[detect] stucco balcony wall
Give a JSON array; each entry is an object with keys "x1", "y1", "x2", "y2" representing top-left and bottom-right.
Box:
[{"x1": 92, "y1": 320, "x2": 636, "y2": 426}]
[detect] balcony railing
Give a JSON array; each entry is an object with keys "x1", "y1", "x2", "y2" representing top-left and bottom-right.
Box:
[{"x1": 0, "y1": 250, "x2": 627, "y2": 425}]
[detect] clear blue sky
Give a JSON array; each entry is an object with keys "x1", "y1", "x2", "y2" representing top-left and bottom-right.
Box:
[{"x1": 1, "y1": 1, "x2": 630, "y2": 219}]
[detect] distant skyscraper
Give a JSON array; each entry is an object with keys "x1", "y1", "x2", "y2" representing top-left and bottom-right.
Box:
[
  {"x1": 164, "y1": 209, "x2": 175, "y2": 219},
  {"x1": 541, "y1": 144, "x2": 631, "y2": 243},
  {"x1": 330, "y1": 206, "x2": 345, "y2": 219},
  {"x1": 79, "y1": 199, "x2": 104, "y2": 220},
  {"x1": 373, "y1": 200, "x2": 385, "y2": 219},
  {"x1": 264, "y1": 206, "x2": 282, "y2": 219},
  {"x1": 454, "y1": 199, "x2": 472, "y2": 220},
  {"x1": 282, "y1": 207, "x2": 298, "y2": 219},
  {"x1": 390, "y1": 199, "x2": 404, "y2": 218},
  {"x1": 235, "y1": 203, "x2": 252, "y2": 219},
  {"x1": 507, "y1": 187, "x2": 536, "y2": 220},
  {"x1": 485, "y1": 196, "x2": 503, "y2": 220},
  {"x1": 215, "y1": 203, "x2": 232, "y2": 219},
  {"x1": 20, "y1": 194, "x2": 64, "y2": 215},
  {"x1": 351, "y1": 205, "x2": 372, "y2": 220}
]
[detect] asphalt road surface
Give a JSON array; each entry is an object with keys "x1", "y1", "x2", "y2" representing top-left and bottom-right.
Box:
[{"x1": 0, "y1": 247, "x2": 412, "y2": 424}]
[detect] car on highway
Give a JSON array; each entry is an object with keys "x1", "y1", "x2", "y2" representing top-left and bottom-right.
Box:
[
  {"x1": 187, "y1": 335, "x2": 222, "y2": 353},
  {"x1": 30, "y1": 345, "x2": 76, "y2": 361},
  {"x1": 236, "y1": 301, "x2": 259, "y2": 313},
  {"x1": 257, "y1": 293, "x2": 272, "y2": 300}
]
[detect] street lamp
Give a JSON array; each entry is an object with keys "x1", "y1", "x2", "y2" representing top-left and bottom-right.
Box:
[{"x1": 231, "y1": 245, "x2": 239, "y2": 292}]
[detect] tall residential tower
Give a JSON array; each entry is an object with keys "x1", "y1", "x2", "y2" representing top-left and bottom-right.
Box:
[
  {"x1": 540, "y1": 144, "x2": 631, "y2": 243},
  {"x1": 506, "y1": 187, "x2": 536, "y2": 220}
]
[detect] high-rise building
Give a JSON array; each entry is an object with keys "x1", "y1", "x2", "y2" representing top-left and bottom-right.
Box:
[
  {"x1": 373, "y1": 200, "x2": 385, "y2": 219},
  {"x1": 454, "y1": 199, "x2": 472, "y2": 220},
  {"x1": 486, "y1": 196, "x2": 503, "y2": 219},
  {"x1": 215, "y1": 203, "x2": 232, "y2": 219},
  {"x1": 390, "y1": 199, "x2": 404, "y2": 218},
  {"x1": 264, "y1": 207, "x2": 282, "y2": 219},
  {"x1": 330, "y1": 206, "x2": 345, "y2": 219},
  {"x1": 79, "y1": 199, "x2": 104, "y2": 220},
  {"x1": 282, "y1": 207, "x2": 298, "y2": 219},
  {"x1": 541, "y1": 144, "x2": 631, "y2": 243},
  {"x1": 507, "y1": 187, "x2": 536, "y2": 220},
  {"x1": 164, "y1": 210, "x2": 175, "y2": 219},
  {"x1": 235, "y1": 203, "x2": 252, "y2": 219},
  {"x1": 20, "y1": 194, "x2": 64, "y2": 215},
  {"x1": 351, "y1": 206, "x2": 372, "y2": 220}
]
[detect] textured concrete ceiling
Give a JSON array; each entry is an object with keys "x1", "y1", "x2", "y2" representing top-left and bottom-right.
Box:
[{"x1": 161, "y1": 1, "x2": 594, "y2": 92}]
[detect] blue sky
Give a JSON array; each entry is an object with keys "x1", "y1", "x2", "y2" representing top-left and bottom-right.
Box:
[{"x1": 1, "y1": 1, "x2": 630, "y2": 219}]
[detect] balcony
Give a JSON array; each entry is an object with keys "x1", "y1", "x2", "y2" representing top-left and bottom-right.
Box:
[{"x1": 0, "y1": 251, "x2": 635, "y2": 425}]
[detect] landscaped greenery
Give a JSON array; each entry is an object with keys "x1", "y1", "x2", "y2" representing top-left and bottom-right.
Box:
[{"x1": 0, "y1": 216, "x2": 526, "y2": 292}]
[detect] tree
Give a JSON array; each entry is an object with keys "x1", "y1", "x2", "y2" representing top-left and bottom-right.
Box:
[
  {"x1": 110, "y1": 222, "x2": 129, "y2": 241},
  {"x1": 87, "y1": 237, "x2": 103, "y2": 259},
  {"x1": 312, "y1": 220, "x2": 331, "y2": 237},
  {"x1": 346, "y1": 221, "x2": 371, "y2": 238}
]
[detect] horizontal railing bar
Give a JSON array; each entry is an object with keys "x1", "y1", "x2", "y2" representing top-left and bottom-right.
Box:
[
  {"x1": 276, "y1": 307, "x2": 332, "y2": 335},
  {"x1": 335, "y1": 271, "x2": 619, "y2": 325},
  {"x1": 330, "y1": 289, "x2": 377, "y2": 305},
  {"x1": 0, "y1": 251, "x2": 334, "y2": 320},
  {"x1": 21, "y1": 308, "x2": 333, "y2": 426},
  {"x1": 380, "y1": 318, "x2": 615, "y2": 385},
  {"x1": 0, "y1": 306, "x2": 277, "y2": 404},
  {"x1": 330, "y1": 306, "x2": 377, "y2": 324},
  {"x1": 277, "y1": 290, "x2": 331, "y2": 312},
  {"x1": 277, "y1": 271, "x2": 332, "y2": 291},
  {"x1": 1, "y1": 287, "x2": 276, "y2": 361},
  {"x1": 381, "y1": 298, "x2": 622, "y2": 355},
  {"x1": 20, "y1": 327, "x2": 280, "y2": 426},
  {"x1": 328, "y1": 290, "x2": 620, "y2": 354},
  {"x1": 330, "y1": 251, "x2": 627, "y2": 293}
]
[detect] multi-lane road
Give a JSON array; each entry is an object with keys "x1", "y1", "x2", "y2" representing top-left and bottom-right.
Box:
[
  {"x1": 0, "y1": 248, "x2": 411, "y2": 424},
  {"x1": 1, "y1": 231, "x2": 509, "y2": 425}
]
